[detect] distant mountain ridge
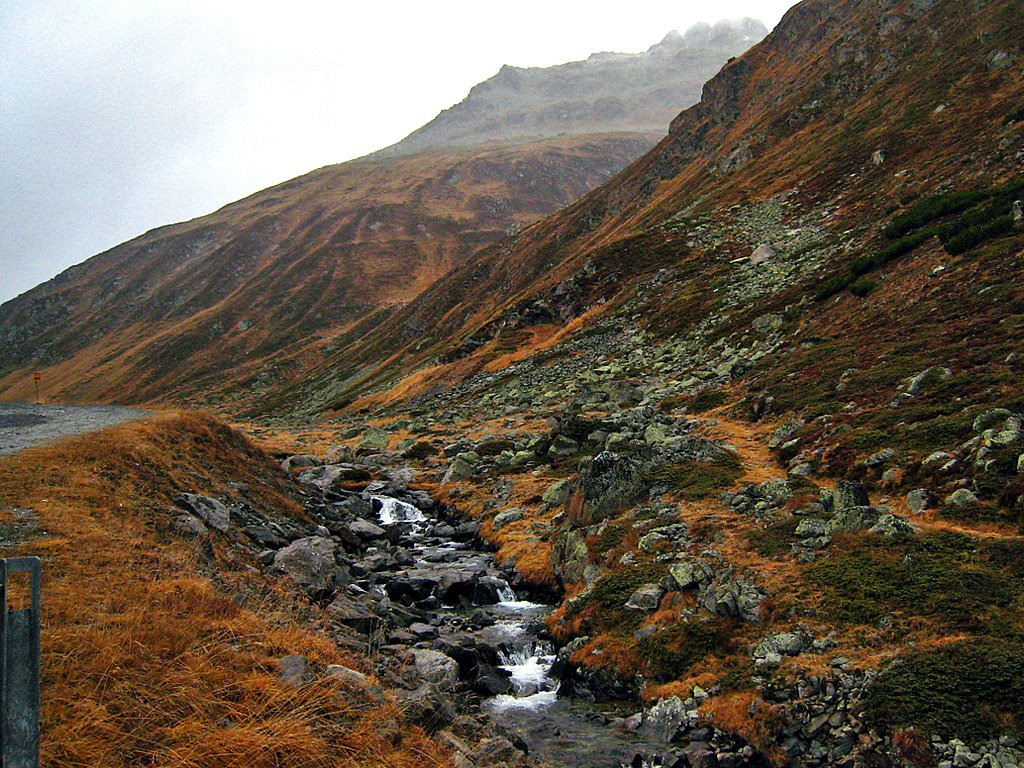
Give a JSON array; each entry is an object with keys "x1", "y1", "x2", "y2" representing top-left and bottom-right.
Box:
[{"x1": 374, "y1": 19, "x2": 768, "y2": 158}]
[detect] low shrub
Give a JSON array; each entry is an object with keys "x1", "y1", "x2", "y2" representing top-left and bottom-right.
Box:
[
  {"x1": 645, "y1": 455, "x2": 744, "y2": 500},
  {"x1": 636, "y1": 619, "x2": 730, "y2": 682},
  {"x1": 849, "y1": 277, "x2": 879, "y2": 297},
  {"x1": 806, "y1": 532, "x2": 1014, "y2": 630},
  {"x1": 866, "y1": 639, "x2": 1024, "y2": 740}
]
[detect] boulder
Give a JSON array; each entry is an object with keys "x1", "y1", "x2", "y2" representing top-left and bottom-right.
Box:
[
  {"x1": 277, "y1": 654, "x2": 310, "y2": 688},
  {"x1": 172, "y1": 513, "x2": 209, "y2": 538},
  {"x1": 833, "y1": 480, "x2": 869, "y2": 511},
  {"x1": 542, "y1": 479, "x2": 573, "y2": 506},
  {"x1": 567, "y1": 451, "x2": 646, "y2": 526},
  {"x1": 443, "y1": 457, "x2": 474, "y2": 483},
  {"x1": 548, "y1": 435, "x2": 581, "y2": 459},
  {"x1": 409, "y1": 648, "x2": 459, "y2": 689},
  {"x1": 358, "y1": 427, "x2": 390, "y2": 452},
  {"x1": 753, "y1": 632, "x2": 806, "y2": 666},
  {"x1": 945, "y1": 488, "x2": 979, "y2": 507},
  {"x1": 280, "y1": 454, "x2": 320, "y2": 472},
  {"x1": 906, "y1": 489, "x2": 932, "y2": 514},
  {"x1": 174, "y1": 493, "x2": 231, "y2": 532},
  {"x1": 869, "y1": 514, "x2": 914, "y2": 537},
  {"x1": 492, "y1": 508, "x2": 524, "y2": 530},
  {"x1": 273, "y1": 536, "x2": 337, "y2": 592},
  {"x1": 348, "y1": 518, "x2": 386, "y2": 541},
  {"x1": 905, "y1": 366, "x2": 953, "y2": 396},
  {"x1": 625, "y1": 583, "x2": 666, "y2": 612}
]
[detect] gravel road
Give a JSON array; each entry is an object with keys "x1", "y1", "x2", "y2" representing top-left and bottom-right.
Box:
[{"x1": 0, "y1": 402, "x2": 149, "y2": 455}]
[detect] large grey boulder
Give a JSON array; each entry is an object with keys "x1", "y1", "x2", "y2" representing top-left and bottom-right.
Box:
[
  {"x1": 625, "y1": 583, "x2": 666, "y2": 612},
  {"x1": 568, "y1": 451, "x2": 646, "y2": 526},
  {"x1": 174, "y1": 493, "x2": 231, "y2": 532},
  {"x1": 409, "y1": 649, "x2": 459, "y2": 689},
  {"x1": 833, "y1": 480, "x2": 869, "y2": 511},
  {"x1": 274, "y1": 536, "x2": 337, "y2": 592},
  {"x1": 905, "y1": 366, "x2": 953, "y2": 396}
]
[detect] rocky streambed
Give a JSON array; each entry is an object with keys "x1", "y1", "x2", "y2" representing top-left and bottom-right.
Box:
[{"x1": 283, "y1": 466, "x2": 690, "y2": 768}]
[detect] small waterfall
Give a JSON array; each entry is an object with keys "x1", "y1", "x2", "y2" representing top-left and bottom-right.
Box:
[
  {"x1": 374, "y1": 496, "x2": 426, "y2": 525},
  {"x1": 489, "y1": 639, "x2": 559, "y2": 711}
]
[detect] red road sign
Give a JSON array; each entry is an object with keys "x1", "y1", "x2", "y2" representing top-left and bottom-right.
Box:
[{"x1": 33, "y1": 371, "x2": 41, "y2": 381}]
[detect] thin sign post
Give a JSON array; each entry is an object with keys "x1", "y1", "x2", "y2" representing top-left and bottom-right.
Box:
[
  {"x1": 32, "y1": 373, "x2": 41, "y2": 405},
  {"x1": 0, "y1": 557, "x2": 41, "y2": 768}
]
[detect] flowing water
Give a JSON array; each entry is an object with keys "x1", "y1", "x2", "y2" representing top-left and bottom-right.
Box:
[{"x1": 373, "y1": 494, "x2": 673, "y2": 768}]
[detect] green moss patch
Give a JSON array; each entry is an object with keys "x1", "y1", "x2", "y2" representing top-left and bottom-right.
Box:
[{"x1": 636, "y1": 619, "x2": 732, "y2": 682}]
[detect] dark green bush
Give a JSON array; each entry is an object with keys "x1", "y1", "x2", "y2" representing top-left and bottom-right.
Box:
[
  {"x1": 747, "y1": 517, "x2": 800, "y2": 558},
  {"x1": 814, "y1": 273, "x2": 853, "y2": 301},
  {"x1": 692, "y1": 388, "x2": 728, "y2": 413},
  {"x1": 855, "y1": 230, "x2": 937, "y2": 275},
  {"x1": 866, "y1": 640, "x2": 1024, "y2": 740},
  {"x1": 849, "y1": 277, "x2": 879, "y2": 297},
  {"x1": 884, "y1": 189, "x2": 992, "y2": 239},
  {"x1": 942, "y1": 215, "x2": 1014, "y2": 255}
]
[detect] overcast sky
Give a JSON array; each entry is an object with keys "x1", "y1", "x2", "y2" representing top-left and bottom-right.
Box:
[{"x1": 0, "y1": 0, "x2": 797, "y2": 304}]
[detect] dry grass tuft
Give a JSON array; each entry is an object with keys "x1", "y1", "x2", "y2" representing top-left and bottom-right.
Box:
[{"x1": 0, "y1": 413, "x2": 452, "y2": 768}]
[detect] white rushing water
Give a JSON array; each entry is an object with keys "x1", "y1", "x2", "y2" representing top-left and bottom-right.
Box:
[{"x1": 373, "y1": 496, "x2": 426, "y2": 525}]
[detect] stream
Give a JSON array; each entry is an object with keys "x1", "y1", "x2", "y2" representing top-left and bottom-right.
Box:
[{"x1": 368, "y1": 493, "x2": 669, "y2": 768}]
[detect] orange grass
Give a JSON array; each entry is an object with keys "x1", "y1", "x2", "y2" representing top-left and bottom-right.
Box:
[{"x1": 0, "y1": 413, "x2": 452, "y2": 768}]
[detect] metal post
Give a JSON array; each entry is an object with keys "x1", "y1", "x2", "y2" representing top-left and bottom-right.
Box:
[{"x1": 0, "y1": 557, "x2": 41, "y2": 768}]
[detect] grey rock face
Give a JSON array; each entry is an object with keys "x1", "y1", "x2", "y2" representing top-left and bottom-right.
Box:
[{"x1": 375, "y1": 20, "x2": 768, "y2": 158}]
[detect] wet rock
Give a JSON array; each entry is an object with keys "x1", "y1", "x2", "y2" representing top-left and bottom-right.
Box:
[
  {"x1": 395, "y1": 683, "x2": 456, "y2": 733},
  {"x1": 471, "y1": 737, "x2": 525, "y2": 767},
  {"x1": 349, "y1": 518, "x2": 387, "y2": 541},
  {"x1": 273, "y1": 536, "x2": 337, "y2": 592},
  {"x1": 408, "y1": 648, "x2": 459, "y2": 689},
  {"x1": 174, "y1": 493, "x2": 231, "y2": 532}
]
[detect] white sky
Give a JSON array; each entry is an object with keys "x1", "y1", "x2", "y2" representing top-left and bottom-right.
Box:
[{"x1": 0, "y1": 0, "x2": 797, "y2": 304}]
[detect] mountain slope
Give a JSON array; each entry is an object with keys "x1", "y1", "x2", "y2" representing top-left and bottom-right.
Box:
[
  {"x1": 376, "y1": 19, "x2": 767, "y2": 158},
  {"x1": 0, "y1": 134, "x2": 655, "y2": 405},
  {"x1": 283, "y1": 0, "x2": 1024, "y2": 421}
]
